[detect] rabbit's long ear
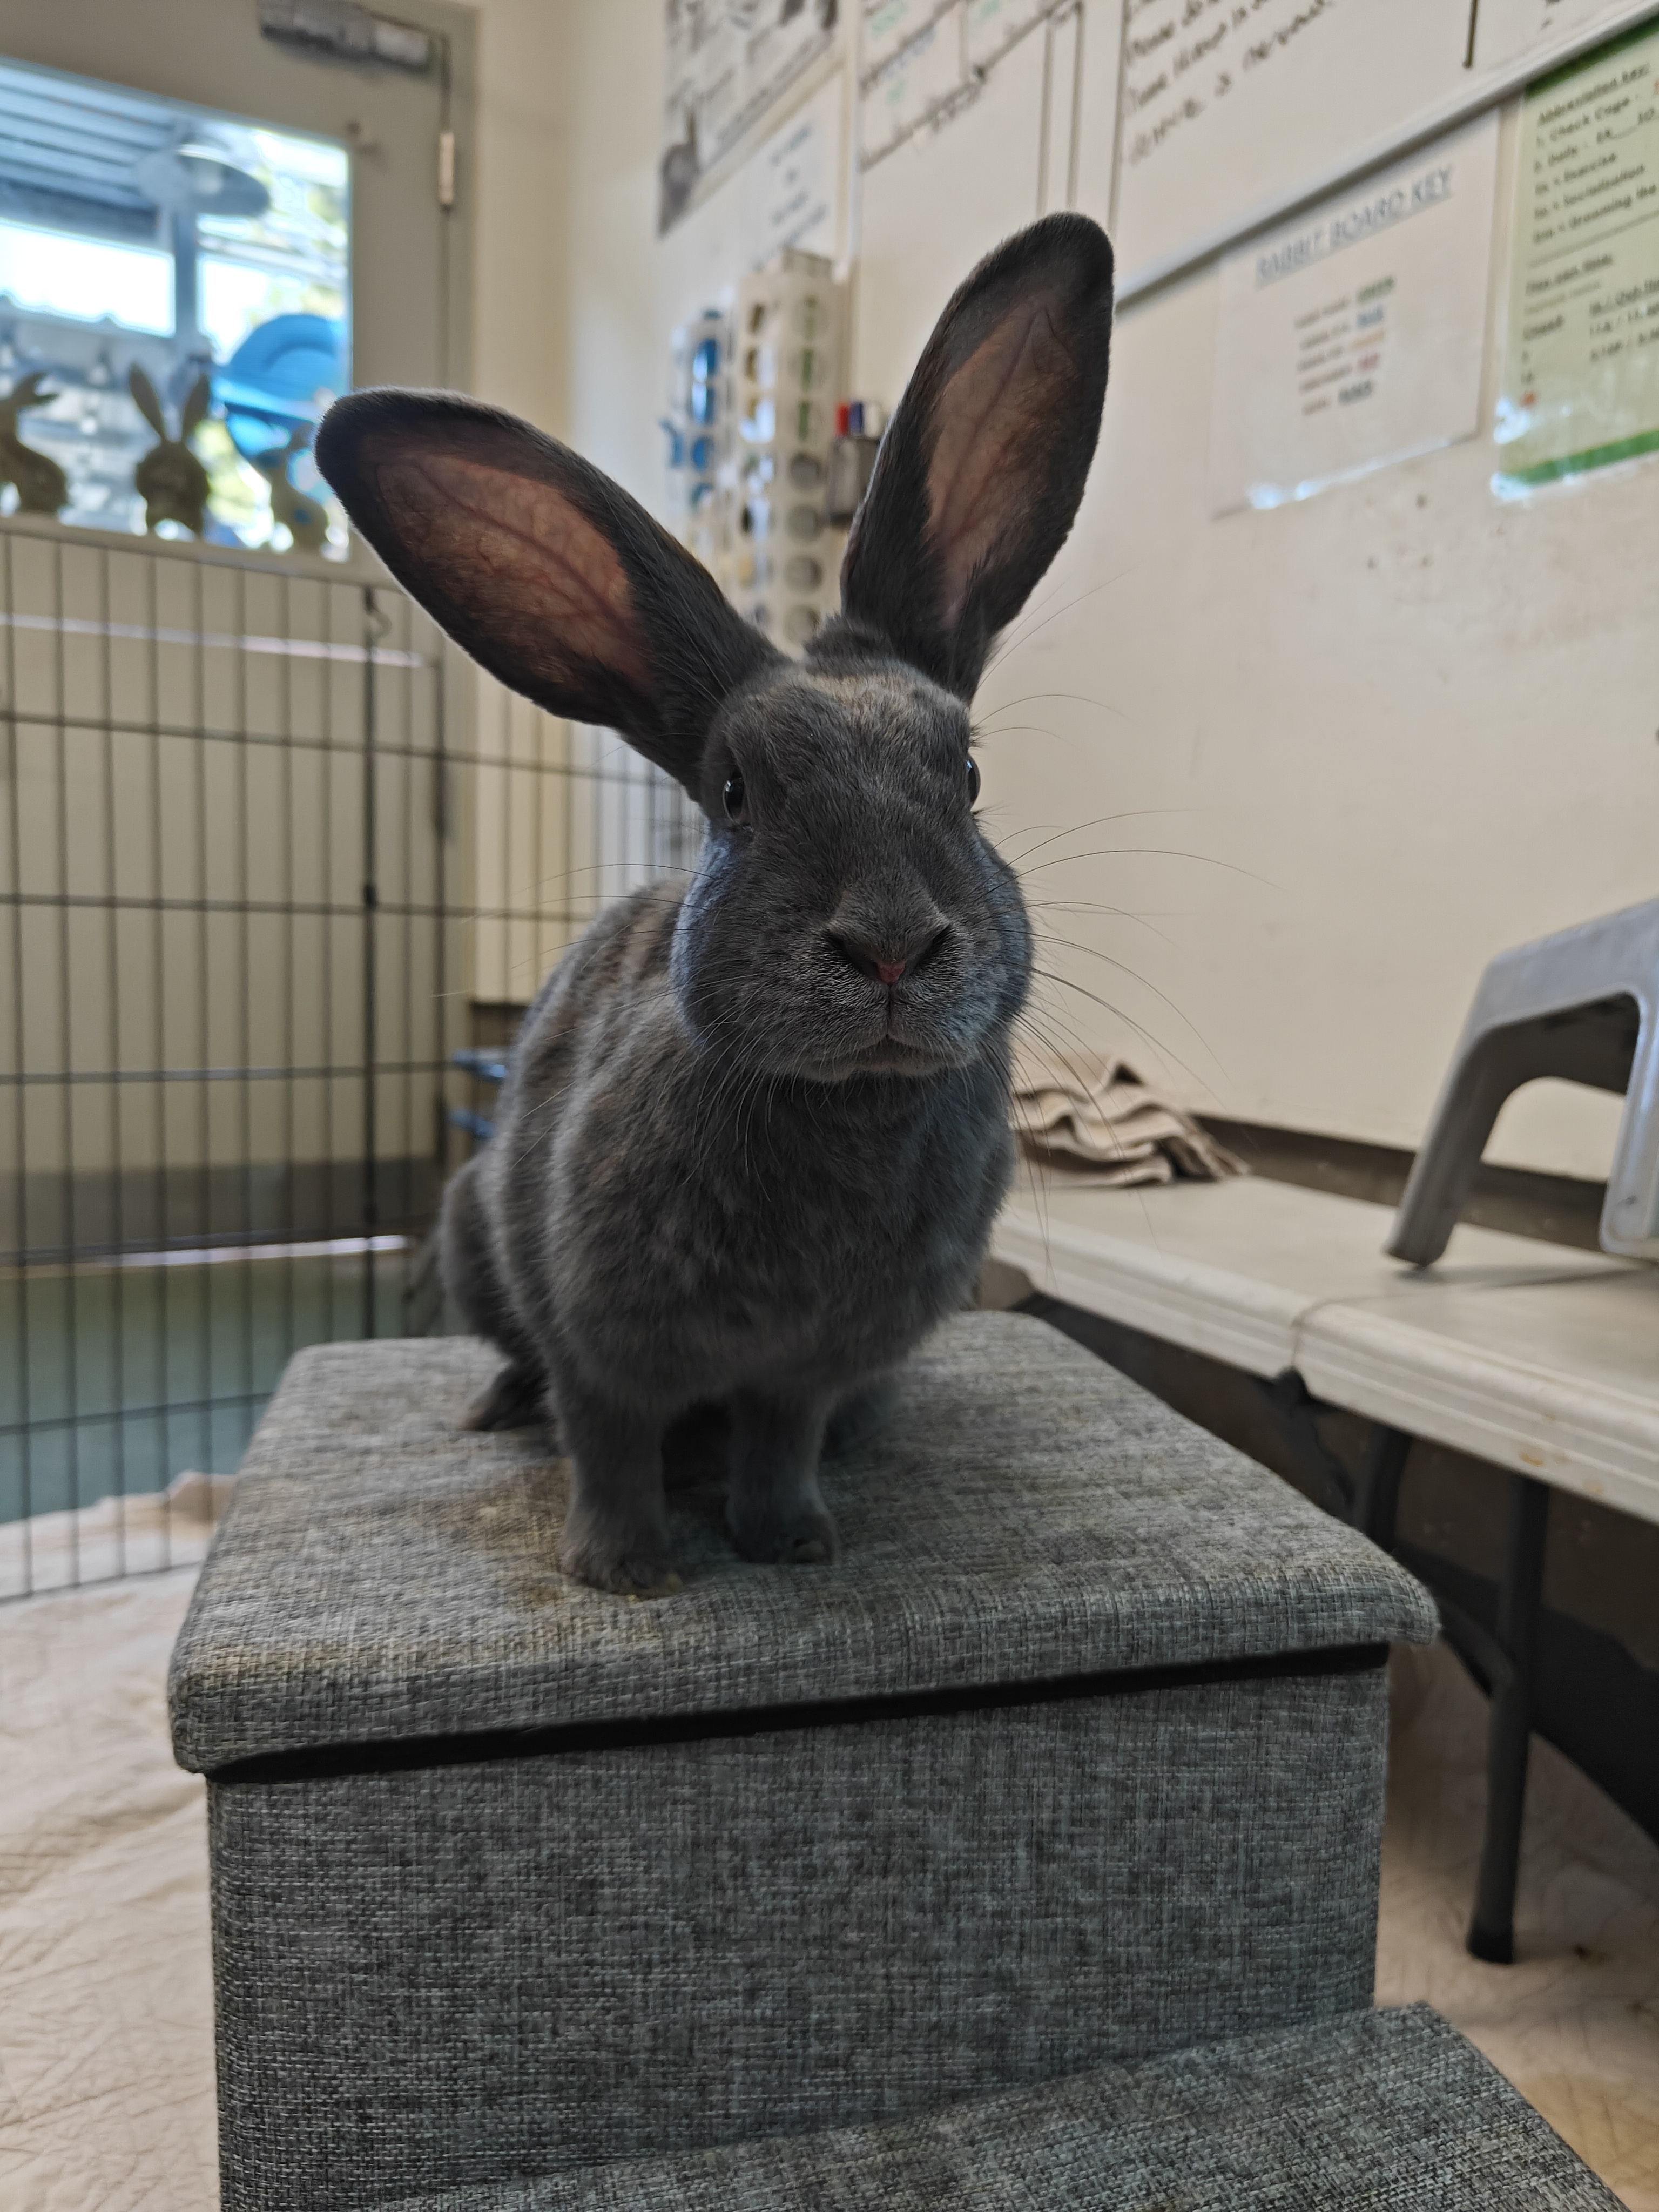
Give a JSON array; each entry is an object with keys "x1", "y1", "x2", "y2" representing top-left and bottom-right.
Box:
[
  {"x1": 315, "y1": 390, "x2": 781, "y2": 795},
  {"x1": 128, "y1": 366, "x2": 167, "y2": 439},
  {"x1": 839, "y1": 213, "x2": 1113, "y2": 700},
  {"x1": 180, "y1": 376, "x2": 211, "y2": 439}
]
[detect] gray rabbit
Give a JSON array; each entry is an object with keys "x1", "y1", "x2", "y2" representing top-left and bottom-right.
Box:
[{"x1": 316, "y1": 214, "x2": 1114, "y2": 1595}]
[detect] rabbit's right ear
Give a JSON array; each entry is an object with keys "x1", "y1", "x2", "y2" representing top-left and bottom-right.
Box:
[
  {"x1": 315, "y1": 390, "x2": 782, "y2": 797},
  {"x1": 128, "y1": 366, "x2": 167, "y2": 439},
  {"x1": 180, "y1": 376, "x2": 211, "y2": 440},
  {"x1": 839, "y1": 213, "x2": 1114, "y2": 700}
]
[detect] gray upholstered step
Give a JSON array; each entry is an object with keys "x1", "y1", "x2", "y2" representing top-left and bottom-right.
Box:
[
  {"x1": 371, "y1": 2006, "x2": 1618, "y2": 2211},
  {"x1": 171, "y1": 1313, "x2": 1433, "y2": 1771},
  {"x1": 178, "y1": 1314, "x2": 1437, "y2": 2210}
]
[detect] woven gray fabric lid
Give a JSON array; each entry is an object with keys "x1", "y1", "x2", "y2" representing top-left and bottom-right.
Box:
[{"x1": 168, "y1": 1312, "x2": 1435, "y2": 1772}]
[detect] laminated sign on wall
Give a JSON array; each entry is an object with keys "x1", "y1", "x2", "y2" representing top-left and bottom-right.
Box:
[
  {"x1": 1209, "y1": 113, "x2": 1501, "y2": 512},
  {"x1": 1494, "y1": 18, "x2": 1659, "y2": 492},
  {"x1": 660, "y1": 0, "x2": 842, "y2": 234}
]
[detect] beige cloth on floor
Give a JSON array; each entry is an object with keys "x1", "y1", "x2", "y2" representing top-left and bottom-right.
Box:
[
  {"x1": 1012, "y1": 1047, "x2": 1244, "y2": 1188},
  {"x1": 0, "y1": 1471, "x2": 230, "y2": 1602}
]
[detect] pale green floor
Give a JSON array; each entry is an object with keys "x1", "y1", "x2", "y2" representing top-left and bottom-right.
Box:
[{"x1": 1, "y1": 1250, "x2": 429, "y2": 1521}]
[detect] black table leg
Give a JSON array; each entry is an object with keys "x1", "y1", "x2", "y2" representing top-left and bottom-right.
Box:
[
  {"x1": 1467, "y1": 1474, "x2": 1550, "y2": 1964},
  {"x1": 1357, "y1": 1425, "x2": 1411, "y2": 1549}
]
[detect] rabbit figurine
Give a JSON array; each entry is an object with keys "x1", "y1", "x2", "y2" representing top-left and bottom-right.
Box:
[
  {"x1": 253, "y1": 427, "x2": 331, "y2": 554},
  {"x1": 0, "y1": 372, "x2": 69, "y2": 515},
  {"x1": 316, "y1": 213, "x2": 1114, "y2": 1596},
  {"x1": 130, "y1": 365, "x2": 212, "y2": 535}
]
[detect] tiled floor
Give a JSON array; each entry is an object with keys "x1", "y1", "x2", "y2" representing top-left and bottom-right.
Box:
[
  {"x1": 1, "y1": 1572, "x2": 1655, "y2": 2210},
  {"x1": 1379, "y1": 1642, "x2": 1659, "y2": 2211}
]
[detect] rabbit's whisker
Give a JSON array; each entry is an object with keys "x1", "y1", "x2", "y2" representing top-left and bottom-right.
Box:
[
  {"x1": 996, "y1": 807, "x2": 1207, "y2": 868},
  {"x1": 1013, "y1": 846, "x2": 1280, "y2": 891},
  {"x1": 979, "y1": 567, "x2": 1131, "y2": 682},
  {"x1": 972, "y1": 689, "x2": 1134, "y2": 728},
  {"x1": 1029, "y1": 930, "x2": 1219, "y2": 1071},
  {"x1": 1027, "y1": 969, "x2": 1215, "y2": 1101},
  {"x1": 1022, "y1": 901, "x2": 1181, "y2": 949}
]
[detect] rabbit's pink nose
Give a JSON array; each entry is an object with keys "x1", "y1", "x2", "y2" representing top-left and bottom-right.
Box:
[{"x1": 827, "y1": 922, "x2": 950, "y2": 986}]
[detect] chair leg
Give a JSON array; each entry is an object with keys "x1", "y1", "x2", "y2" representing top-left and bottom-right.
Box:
[{"x1": 1467, "y1": 1475, "x2": 1550, "y2": 1964}]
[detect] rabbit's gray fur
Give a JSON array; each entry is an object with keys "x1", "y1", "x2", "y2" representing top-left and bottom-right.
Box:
[{"x1": 316, "y1": 213, "x2": 1114, "y2": 1594}]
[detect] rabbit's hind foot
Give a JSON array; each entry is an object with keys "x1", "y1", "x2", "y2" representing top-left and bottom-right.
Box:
[{"x1": 462, "y1": 1360, "x2": 553, "y2": 1435}]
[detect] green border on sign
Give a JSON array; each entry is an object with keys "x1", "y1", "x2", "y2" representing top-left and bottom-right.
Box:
[
  {"x1": 1495, "y1": 424, "x2": 1659, "y2": 489},
  {"x1": 1498, "y1": 14, "x2": 1659, "y2": 490},
  {"x1": 1527, "y1": 11, "x2": 1659, "y2": 100}
]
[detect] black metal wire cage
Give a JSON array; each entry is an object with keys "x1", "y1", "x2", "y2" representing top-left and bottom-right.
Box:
[{"x1": 0, "y1": 517, "x2": 700, "y2": 1599}]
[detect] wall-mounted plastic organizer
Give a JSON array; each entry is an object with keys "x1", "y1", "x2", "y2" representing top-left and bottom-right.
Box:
[
  {"x1": 665, "y1": 249, "x2": 848, "y2": 655},
  {"x1": 730, "y1": 251, "x2": 846, "y2": 650}
]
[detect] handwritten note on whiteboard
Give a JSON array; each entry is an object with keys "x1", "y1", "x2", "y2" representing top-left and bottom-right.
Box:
[
  {"x1": 1115, "y1": 0, "x2": 1472, "y2": 281},
  {"x1": 1209, "y1": 114, "x2": 1501, "y2": 512}
]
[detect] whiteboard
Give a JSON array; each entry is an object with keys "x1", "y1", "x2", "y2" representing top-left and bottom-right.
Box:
[
  {"x1": 1111, "y1": 0, "x2": 1659, "y2": 294},
  {"x1": 1114, "y1": 0, "x2": 1469, "y2": 279}
]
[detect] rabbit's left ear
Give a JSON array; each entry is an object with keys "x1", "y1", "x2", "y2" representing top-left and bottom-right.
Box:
[
  {"x1": 838, "y1": 213, "x2": 1114, "y2": 700},
  {"x1": 316, "y1": 390, "x2": 781, "y2": 798},
  {"x1": 128, "y1": 366, "x2": 167, "y2": 440}
]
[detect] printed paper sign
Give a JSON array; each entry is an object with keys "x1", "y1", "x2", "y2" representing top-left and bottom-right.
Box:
[
  {"x1": 747, "y1": 78, "x2": 840, "y2": 260},
  {"x1": 1494, "y1": 19, "x2": 1659, "y2": 490},
  {"x1": 1209, "y1": 113, "x2": 1501, "y2": 512}
]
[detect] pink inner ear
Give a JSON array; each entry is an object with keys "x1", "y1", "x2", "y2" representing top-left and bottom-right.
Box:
[
  {"x1": 926, "y1": 296, "x2": 1070, "y2": 630},
  {"x1": 379, "y1": 449, "x2": 650, "y2": 693}
]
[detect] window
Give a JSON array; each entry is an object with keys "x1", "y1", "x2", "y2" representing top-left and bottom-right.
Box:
[{"x1": 0, "y1": 57, "x2": 349, "y2": 551}]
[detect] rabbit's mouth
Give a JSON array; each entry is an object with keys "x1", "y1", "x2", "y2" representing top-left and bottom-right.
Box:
[{"x1": 809, "y1": 1007, "x2": 992, "y2": 1081}]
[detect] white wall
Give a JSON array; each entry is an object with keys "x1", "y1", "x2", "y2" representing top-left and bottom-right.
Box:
[
  {"x1": 563, "y1": 0, "x2": 666, "y2": 504},
  {"x1": 469, "y1": 0, "x2": 575, "y2": 433}
]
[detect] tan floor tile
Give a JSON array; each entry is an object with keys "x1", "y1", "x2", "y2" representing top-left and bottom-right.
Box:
[{"x1": 1380, "y1": 1641, "x2": 1659, "y2": 2211}]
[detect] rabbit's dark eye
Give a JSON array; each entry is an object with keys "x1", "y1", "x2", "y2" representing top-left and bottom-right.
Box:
[
  {"x1": 966, "y1": 755, "x2": 981, "y2": 806},
  {"x1": 723, "y1": 773, "x2": 748, "y2": 824}
]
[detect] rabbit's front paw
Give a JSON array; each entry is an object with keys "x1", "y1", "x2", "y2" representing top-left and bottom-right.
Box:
[
  {"x1": 559, "y1": 1525, "x2": 683, "y2": 1599},
  {"x1": 729, "y1": 1505, "x2": 840, "y2": 1568}
]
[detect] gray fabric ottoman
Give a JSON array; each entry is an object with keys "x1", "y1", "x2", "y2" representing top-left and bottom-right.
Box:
[
  {"x1": 169, "y1": 1312, "x2": 1436, "y2": 2212},
  {"x1": 370, "y1": 2006, "x2": 1621, "y2": 2210}
]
